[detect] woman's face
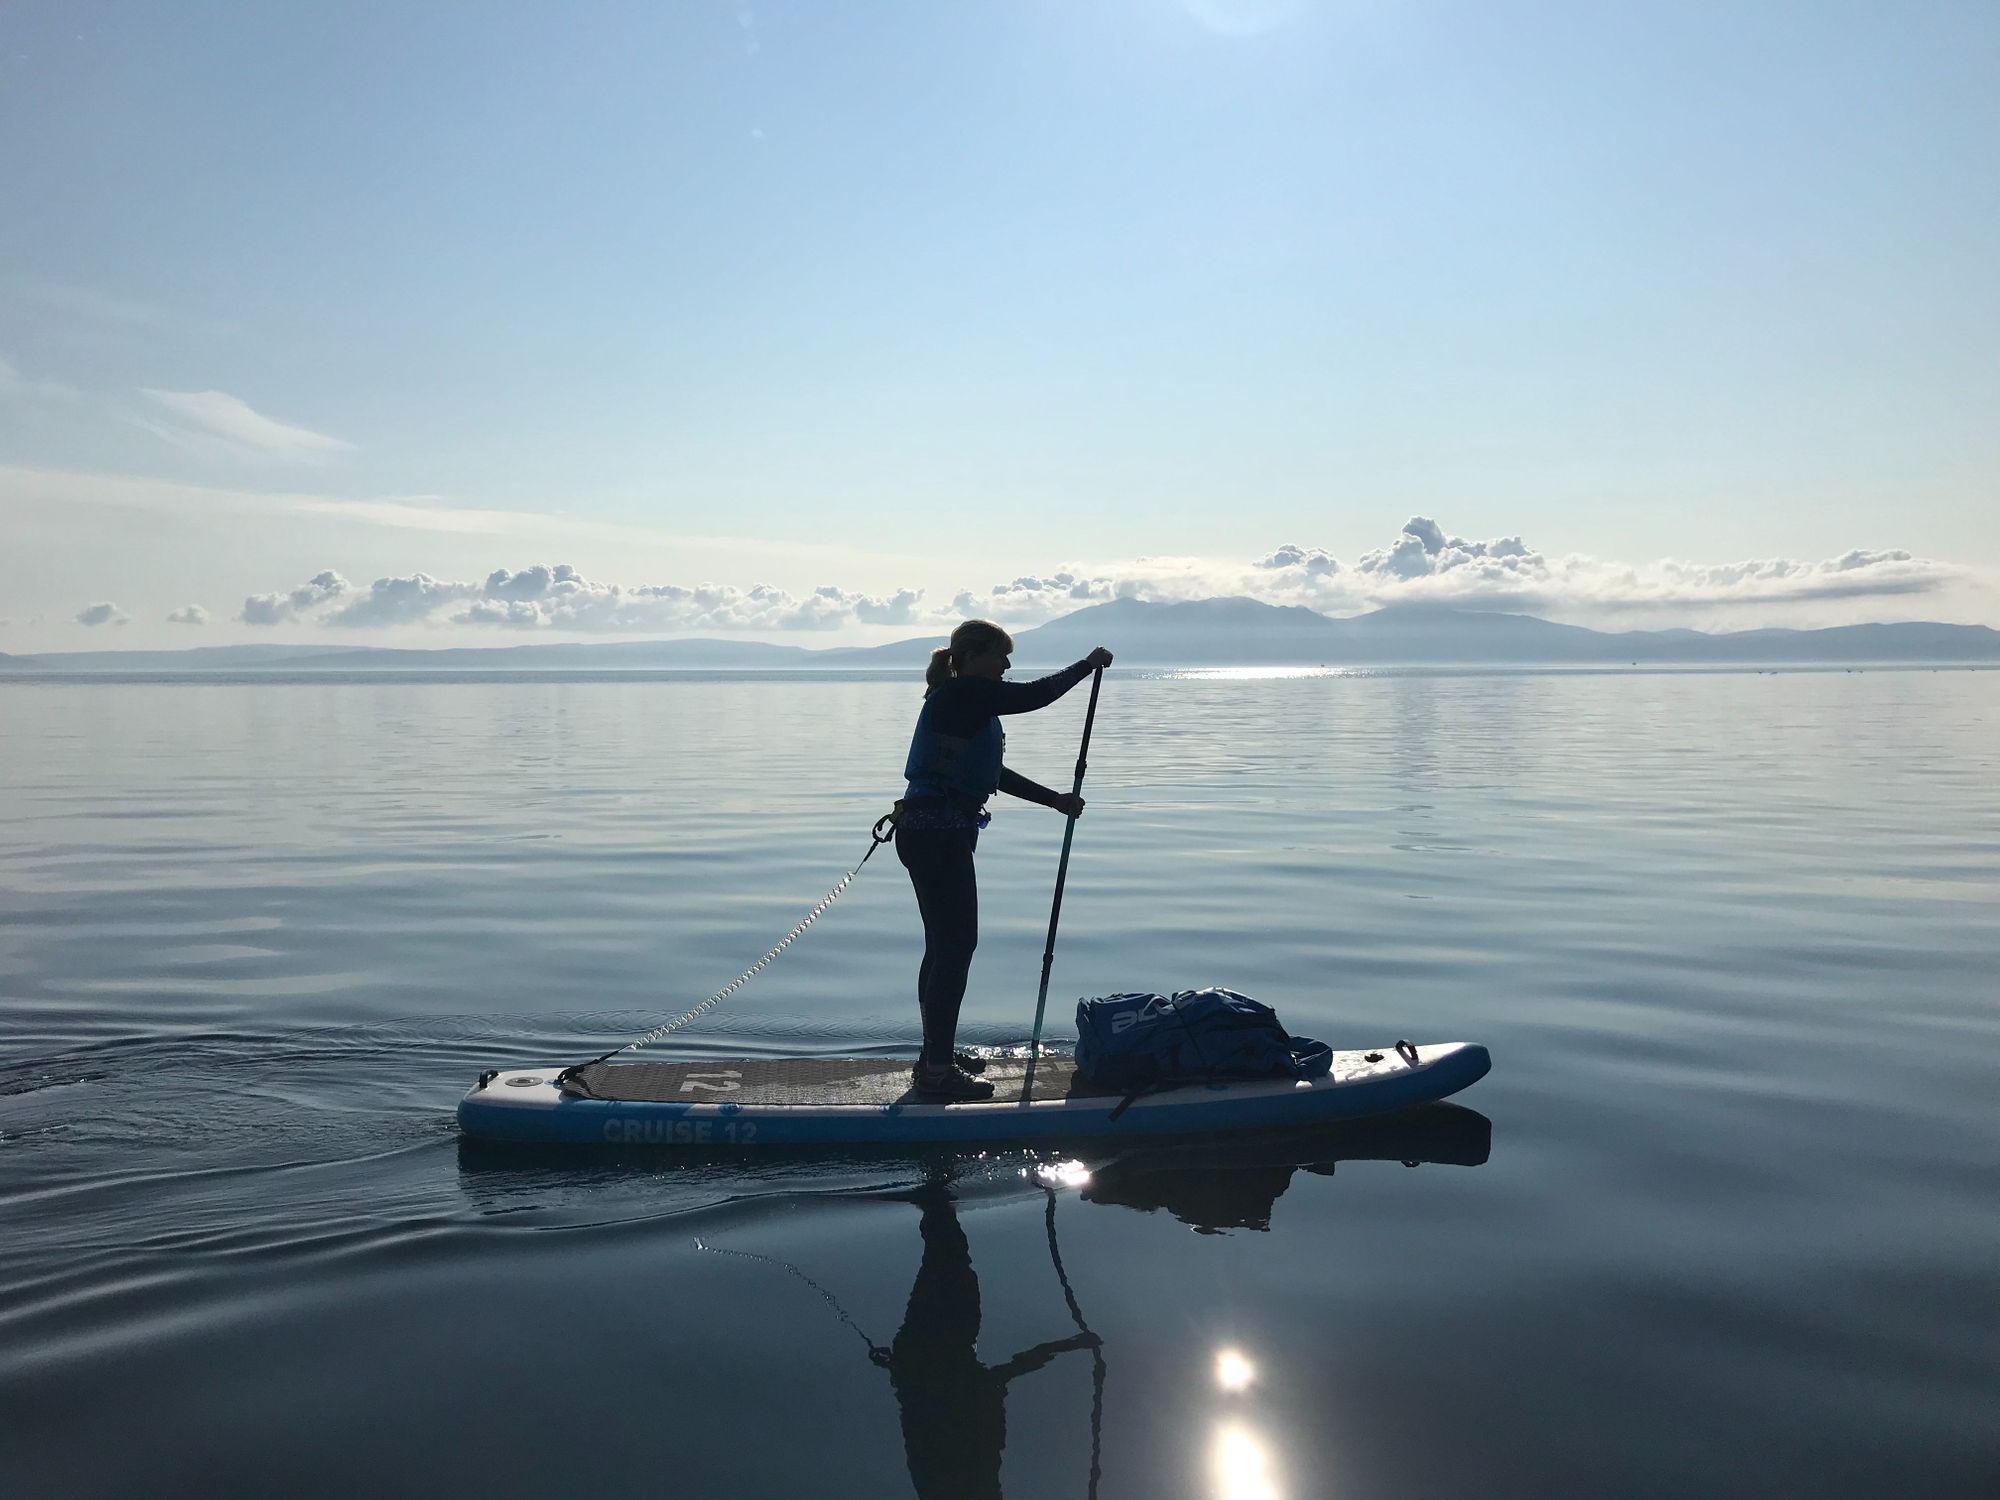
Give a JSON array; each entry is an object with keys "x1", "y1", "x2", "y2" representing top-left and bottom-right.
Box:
[{"x1": 960, "y1": 641, "x2": 1011, "y2": 680}]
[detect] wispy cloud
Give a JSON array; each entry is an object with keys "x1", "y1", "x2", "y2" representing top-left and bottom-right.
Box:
[
  {"x1": 136, "y1": 388, "x2": 353, "y2": 463},
  {"x1": 1, "y1": 465, "x2": 937, "y2": 568},
  {"x1": 3, "y1": 275, "x2": 181, "y2": 331},
  {"x1": 75, "y1": 601, "x2": 128, "y2": 627},
  {"x1": 286, "y1": 495, "x2": 545, "y2": 536},
  {"x1": 166, "y1": 604, "x2": 208, "y2": 625},
  {"x1": 0, "y1": 353, "x2": 80, "y2": 402}
]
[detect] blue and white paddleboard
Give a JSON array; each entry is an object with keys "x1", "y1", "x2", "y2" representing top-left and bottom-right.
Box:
[{"x1": 456, "y1": 1043, "x2": 1491, "y2": 1147}]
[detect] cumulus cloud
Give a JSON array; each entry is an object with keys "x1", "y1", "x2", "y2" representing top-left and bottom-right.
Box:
[
  {"x1": 166, "y1": 604, "x2": 208, "y2": 625},
  {"x1": 326, "y1": 572, "x2": 481, "y2": 628},
  {"x1": 972, "y1": 519, "x2": 1962, "y2": 628},
  {"x1": 951, "y1": 572, "x2": 1122, "y2": 624},
  {"x1": 242, "y1": 570, "x2": 349, "y2": 625},
  {"x1": 224, "y1": 521, "x2": 1969, "y2": 639},
  {"x1": 1640, "y1": 549, "x2": 1934, "y2": 605},
  {"x1": 1243, "y1": 517, "x2": 1956, "y2": 616},
  {"x1": 483, "y1": 563, "x2": 576, "y2": 601},
  {"x1": 75, "y1": 601, "x2": 127, "y2": 627},
  {"x1": 234, "y1": 563, "x2": 935, "y2": 633},
  {"x1": 524, "y1": 578, "x2": 930, "y2": 633},
  {"x1": 854, "y1": 587, "x2": 925, "y2": 625},
  {"x1": 1256, "y1": 544, "x2": 1338, "y2": 576},
  {"x1": 1348, "y1": 519, "x2": 1542, "y2": 590},
  {"x1": 137, "y1": 388, "x2": 352, "y2": 463},
  {"x1": 460, "y1": 599, "x2": 543, "y2": 629}
]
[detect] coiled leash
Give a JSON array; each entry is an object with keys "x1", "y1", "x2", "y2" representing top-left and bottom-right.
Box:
[{"x1": 555, "y1": 809, "x2": 900, "y2": 1096}]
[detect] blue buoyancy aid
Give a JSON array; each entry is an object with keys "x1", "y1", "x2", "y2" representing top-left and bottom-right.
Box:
[{"x1": 903, "y1": 694, "x2": 1004, "y2": 805}]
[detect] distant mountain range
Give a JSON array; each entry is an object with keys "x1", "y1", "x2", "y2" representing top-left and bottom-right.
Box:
[{"x1": 4, "y1": 597, "x2": 1998, "y2": 671}]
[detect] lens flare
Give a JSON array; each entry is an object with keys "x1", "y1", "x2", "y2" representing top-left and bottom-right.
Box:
[{"x1": 1215, "y1": 1347, "x2": 1257, "y2": 1391}]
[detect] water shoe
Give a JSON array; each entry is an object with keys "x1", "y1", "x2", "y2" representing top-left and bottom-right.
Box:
[{"x1": 911, "y1": 1062, "x2": 995, "y2": 1101}]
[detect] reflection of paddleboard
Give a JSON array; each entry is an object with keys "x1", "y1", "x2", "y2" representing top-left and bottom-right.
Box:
[
  {"x1": 456, "y1": 1042, "x2": 1490, "y2": 1146},
  {"x1": 1081, "y1": 1102, "x2": 1492, "y2": 1231}
]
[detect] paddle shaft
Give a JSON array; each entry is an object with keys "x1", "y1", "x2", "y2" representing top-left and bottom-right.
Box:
[{"x1": 1027, "y1": 666, "x2": 1103, "y2": 1065}]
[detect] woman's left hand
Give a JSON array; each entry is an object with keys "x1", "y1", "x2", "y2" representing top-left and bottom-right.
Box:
[{"x1": 1054, "y1": 793, "x2": 1086, "y2": 819}]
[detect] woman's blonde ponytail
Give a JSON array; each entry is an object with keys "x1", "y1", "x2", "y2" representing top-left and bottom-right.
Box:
[{"x1": 924, "y1": 646, "x2": 955, "y2": 694}]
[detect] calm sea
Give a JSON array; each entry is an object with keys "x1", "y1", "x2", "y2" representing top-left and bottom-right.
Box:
[{"x1": 2, "y1": 667, "x2": 1996, "y2": 1498}]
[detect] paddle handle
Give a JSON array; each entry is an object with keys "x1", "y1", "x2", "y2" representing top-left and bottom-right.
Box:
[{"x1": 1027, "y1": 666, "x2": 1103, "y2": 1066}]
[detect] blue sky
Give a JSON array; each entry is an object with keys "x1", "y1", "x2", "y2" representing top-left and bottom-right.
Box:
[{"x1": 2, "y1": 0, "x2": 1995, "y2": 646}]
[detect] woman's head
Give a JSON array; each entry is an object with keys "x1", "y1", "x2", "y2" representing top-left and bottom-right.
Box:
[{"x1": 925, "y1": 619, "x2": 1014, "y2": 693}]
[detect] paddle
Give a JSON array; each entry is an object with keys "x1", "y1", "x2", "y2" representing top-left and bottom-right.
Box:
[{"x1": 1024, "y1": 664, "x2": 1103, "y2": 1094}]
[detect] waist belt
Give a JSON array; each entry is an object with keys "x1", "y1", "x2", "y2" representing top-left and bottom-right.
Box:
[{"x1": 899, "y1": 793, "x2": 991, "y2": 829}]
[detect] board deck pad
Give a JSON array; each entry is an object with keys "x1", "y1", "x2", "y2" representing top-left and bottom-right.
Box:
[{"x1": 562, "y1": 1055, "x2": 1099, "y2": 1106}]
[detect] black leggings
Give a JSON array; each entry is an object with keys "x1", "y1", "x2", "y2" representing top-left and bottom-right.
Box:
[{"x1": 896, "y1": 826, "x2": 978, "y2": 1069}]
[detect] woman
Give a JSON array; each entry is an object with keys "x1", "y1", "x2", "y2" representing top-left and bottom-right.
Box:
[{"x1": 897, "y1": 619, "x2": 1114, "y2": 1100}]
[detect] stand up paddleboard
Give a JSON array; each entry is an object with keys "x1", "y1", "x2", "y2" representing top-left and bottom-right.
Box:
[
  {"x1": 459, "y1": 670, "x2": 1491, "y2": 1149},
  {"x1": 456, "y1": 1041, "x2": 1490, "y2": 1147}
]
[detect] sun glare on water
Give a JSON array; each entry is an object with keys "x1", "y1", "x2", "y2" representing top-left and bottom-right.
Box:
[
  {"x1": 1210, "y1": 1422, "x2": 1283, "y2": 1500},
  {"x1": 1035, "y1": 1158, "x2": 1092, "y2": 1188},
  {"x1": 1164, "y1": 666, "x2": 1355, "y2": 681}
]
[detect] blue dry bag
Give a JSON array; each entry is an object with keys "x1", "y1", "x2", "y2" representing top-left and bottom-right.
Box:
[{"x1": 1072, "y1": 987, "x2": 1333, "y2": 1094}]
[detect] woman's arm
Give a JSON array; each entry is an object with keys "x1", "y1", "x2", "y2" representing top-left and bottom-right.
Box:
[
  {"x1": 966, "y1": 657, "x2": 1094, "y2": 717},
  {"x1": 989, "y1": 1331, "x2": 1101, "y2": 1383},
  {"x1": 997, "y1": 766, "x2": 1065, "y2": 809}
]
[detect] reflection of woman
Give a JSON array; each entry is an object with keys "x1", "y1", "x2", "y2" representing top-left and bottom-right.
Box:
[
  {"x1": 898, "y1": 619, "x2": 1114, "y2": 1100},
  {"x1": 875, "y1": 1182, "x2": 1098, "y2": 1500}
]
